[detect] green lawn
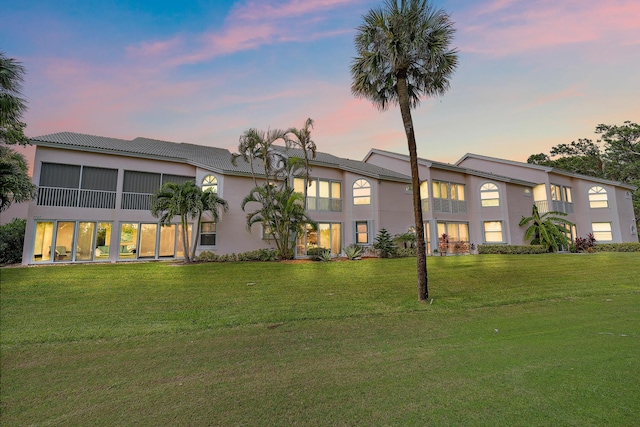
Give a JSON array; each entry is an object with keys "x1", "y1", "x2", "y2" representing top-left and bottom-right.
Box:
[{"x1": 1, "y1": 253, "x2": 639, "y2": 426}]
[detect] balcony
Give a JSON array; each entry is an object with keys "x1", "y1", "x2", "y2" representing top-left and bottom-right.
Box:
[{"x1": 37, "y1": 187, "x2": 116, "y2": 209}]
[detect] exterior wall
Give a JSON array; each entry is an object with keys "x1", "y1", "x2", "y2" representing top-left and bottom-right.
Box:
[{"x1": 458, "y1": 155, "x2": 638, "y2": 243}]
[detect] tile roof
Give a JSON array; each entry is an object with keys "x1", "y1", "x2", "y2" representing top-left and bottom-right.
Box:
[{"x1": 31, "y1": 132, "x2": 411, "y2": 182}]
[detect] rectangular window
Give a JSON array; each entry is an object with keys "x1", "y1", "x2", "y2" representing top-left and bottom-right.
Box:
[
  {"x1": 432, "y1": 181, "x2": 467, "y2": 213},
  {"x1": 138, "y1": 224, "x2": 158, "y2": 258},
  {"x1": 95, "y1": 222, "x2": 112, "y2": 259},
  {"x1": 550, "y1": 184, "x2": 574, "y2": 213},
  {"x1": 483, "y1": 221, "x2": 504, "y2": 243},
  {"x1": 76, "y1": 222, "x2": 96, "y2": 261},
  {"x1": 296, "y1": 178, "x2": 342, "y2": 211},
  {"x1": 437, "y1": 222, "x2": 470, "y2": 254},
  {"x1": 54, "y1": 221, "x2": 75, "y2": 261},
  {"x1": 119, "y1": 223, "x2": 139, "y2": 259},
  {"x1": 38, "y1": 163, "x2": 117, "y2": 208},
  {"x1": 32, "y1": 221, "x2": 54, "y2": 262},
  {"x1": 200, "y1": 222, "x2": 217, "y2": 246},
  {"x1": 296, "y1": 222, "x2": 342, "y2": 256},
  {"x1": 356, "y1": 221, "x2": 369, "y2": 244},
  {"x1": 159, "y1": 225, "x2": 177, "y2": 257},
  {"x1": 592, "y1": 222, "x2": 613, "y2": 241}
]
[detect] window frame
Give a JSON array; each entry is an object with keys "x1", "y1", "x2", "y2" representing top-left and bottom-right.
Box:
[
  {"x1": 591, "y1": 222, "x2": 613, "y2": 242},
  {"x1": 480, "y1": 182, "x2": 500, "y2": 207},
  {"x1": 588, "y1": 186, "x2": 608, "y2": 209},
  {"x1": 199, "y1": 221, "x2": 218, "y2": 246},
  {"x1": 483, "y1": 221, "x2": 504, "y2": 243},
  {"x1": 355, "y1": 221, "x2": 370, "y2": 244},
  {"x1": 202, "y1": 175, "x2": 218, "y2": 194},
  {"x1": 353, "y1": 179, "x2": 371, "y2": 206}
]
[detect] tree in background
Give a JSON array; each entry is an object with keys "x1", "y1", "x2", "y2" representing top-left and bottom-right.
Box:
[
  {"x1": 1, "y1": 145, "x2": 37, "y2": 212},
  {"x1": 528, "y1": 121, "x2": 640, "y2": 226},
  {"x1": 351, "y1": 0, "x2": 458, "y2": 301},
  {"x1": 519, "y1": 204, "x2": 574, "y2": 252}
]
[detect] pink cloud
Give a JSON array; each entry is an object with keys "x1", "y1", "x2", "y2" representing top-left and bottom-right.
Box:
[
  {"x1": 526, "y1": 85, "x2": 585, "y2": 109},
  {"x1": 125, "y1": 0, "x2": 357, "y2": 67},
  {"x1": 458, "y1": 0, "x2": 640, "y2": 56}
]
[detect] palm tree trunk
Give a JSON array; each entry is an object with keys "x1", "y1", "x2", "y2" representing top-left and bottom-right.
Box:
[
  {"x1": 181, "y1": 215, "x2": 191, "y2": 263},
  {"x1": 397, "y1": 73, "x2": 428, "y2": 301}
]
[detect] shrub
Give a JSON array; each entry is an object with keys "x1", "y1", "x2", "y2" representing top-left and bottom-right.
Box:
[
  {"x1": 571, "y1": 233, "x2": 596, "y2": 253},
  {"x1": 396, "y1": 247, "x2": 416, "y2": 257},
  {"x1": 344, "y1": 244, "x2": 363, "y2": 260},
  {"x1": 478, "y1": 244, "x2": 547, "y2": 255},
  {"x1": 0, "y1": 218, "x2": 26, "y2": 265},
  {"x1": 196, "y1": 248, "x2": 277, "y2": 262},
  {"x1": 592, "y1": 242, "x2": 640, "y2": 252},
  {"x1": 374, "y1": 228, "x2": 397, "y2": 258},
  {"x1": 314, "y1": 249, "x2": 333, "y2": 262}
]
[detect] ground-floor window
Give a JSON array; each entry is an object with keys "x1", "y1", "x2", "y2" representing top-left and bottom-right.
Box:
[
  {"x1": 32, "y1": 220, "x2": 112, "y2": 263},
  {"x1": 31, "y1": 220, "x2": 188, "y2": 263},
  {"x1": 355, "y1": 221, "x2": 369, "y2": 244},
  {"x1": 296, "y1": 223, "x2": 341, "y2": 257},
  {"x1": 200, "y1": 222, "x2": 217, "y2": 246},
  {"x1": 591, "y1": 222, "x2": 613, "y2": 241},
  {"x1": 483, "y1": 221, "x2": 504, "y2": 243},
  {"x1": 437, "y1": 221, "x2": 470, "y2": 254}
]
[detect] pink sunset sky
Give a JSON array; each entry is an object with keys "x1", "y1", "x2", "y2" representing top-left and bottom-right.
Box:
[{"x1": 3, "y1": 0, "x2": 639, "y2": 164}]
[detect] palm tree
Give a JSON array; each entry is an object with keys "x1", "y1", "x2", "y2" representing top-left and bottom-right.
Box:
[
  {"x1": 285, "y1": 118, "x2": 317, "y2": 206},
  {"x1": 519, "y1": 204, "x2": 574, "y2": 252},
  {"x1": 0, "y1": 145, "x2": 37, "y2": 211},
  {"x1": 150, "y1": 181, "x2": 201, "y2": 262},
  {"x1": 0, "y1": 51, "x2": 29, "y2": 146},
  {"x1": 242, "y1": 184, "x2": 316, "y2": 260},
  {"x1": 191, "y1": 189, "x2": 228, "y2": 260},
  {"x1": 351, "y1": 0, "x2": 458, "y2": 301}
]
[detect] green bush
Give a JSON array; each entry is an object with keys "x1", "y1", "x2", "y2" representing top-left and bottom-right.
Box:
[
  {"x1": 344, "y1": 244, "x2": 363, "y2": 260},
  {"x1": 593, "y1": 242, "x2": 640, "y2": 252},
  {"x1": 306, "y1": 247, "x2": 327, "y2": 257},
  {"x1": 374, "y1": 228, "x2": 397, "y2": 258},
  {"x1": 396, "y1": 247, "x2": 416, "y2": 257},
  {"x1": 0, "y1": 218, "x2": 26, "y2": 265},
  {"x1": 478, "y1": 244, "x2": 547, "y2": 255},
  {"x1": 196, "y1": 248, "x2": 277, "y2": 262},
  {"x1": 314, "y1": 249, "x2": 333, "y2": 262}
]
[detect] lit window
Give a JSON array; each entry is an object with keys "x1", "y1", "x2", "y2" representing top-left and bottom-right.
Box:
[
  {"x1": 353, "y1": 179, "x2": 371, "y2": 205},
  {"x1": 480, "y1": 183, "x2": 500, "y2": 207},
  {"x1": 200, "y1": 222, "x2": 217, "y2": 245},
  {"x1": 202, "y1": 175, "x2": 218, "y2": 193},
  {"x1": 483, "y1": 221, "x2": 503, "y2": 243},
  {"x1": 356, "y1": 221, "x2": 369, "y2": 244},
  {"x1": 591, "y1": 222, "x2": 612, "y2": 241},
  {"x1": 588, "y1": 186, "x2": 608, "y2": 208}
]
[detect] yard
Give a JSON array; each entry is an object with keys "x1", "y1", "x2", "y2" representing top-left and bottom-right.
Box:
[{"x1": 1, "y1": 253, "x2": 639, "y2": 426}]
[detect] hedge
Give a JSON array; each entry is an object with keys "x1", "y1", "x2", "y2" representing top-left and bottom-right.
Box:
[
  {"x1": 592, "y1": 242, "x2": 640, "y2": 252},
  {"x1": 478, "y1": 244, "x2": 547, "y2": 255}
]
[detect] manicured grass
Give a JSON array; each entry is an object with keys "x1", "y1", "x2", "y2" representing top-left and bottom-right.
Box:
[{"x1": 1, "y1": 253, "x2": 639, "y2": 425}]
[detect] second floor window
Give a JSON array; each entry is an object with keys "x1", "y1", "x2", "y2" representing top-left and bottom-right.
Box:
[
  {"x1": 588, "y1": 186, "x2": 608, "y2": 208},
  {"x1": 432, "y1": 180, "x2": 466, "y2": 213},
  {"x1": 550, "y1": 184, "x2": 573, "y2": 213},
  {"x1": 480, "y1": 183, "x2": 500, "y2": 207},
  {"x1": 295, "y1": 177, "x2": 342, "y2": 212},
  {"x1": 202, "y1": 175, "x2": 218, "y2": 193},
  {"x1": 353, "y1": 179, "x2": 371, "y2": 205}
]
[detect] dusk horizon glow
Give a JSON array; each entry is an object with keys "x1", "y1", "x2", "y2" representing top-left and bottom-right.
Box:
[{"x1": 3, "y1": 0, "x2": 639, "y2": 165}]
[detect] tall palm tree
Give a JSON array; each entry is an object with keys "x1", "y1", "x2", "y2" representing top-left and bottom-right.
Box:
[
  {"x1": 285, "y1": 118, "x2": 317, "y2": 206},
  {"x1": 150, "y1": 181, "x2": 201, "y2": 262},
  {"x1": 191, "y1": 189, "x2": 228, "y2": 260},
  {"x1": 519, "y1": 204, "x2": 574, "y2": 252},
  {"x1": 351, "y1": 0, "x2": 458, "y2": 301}
]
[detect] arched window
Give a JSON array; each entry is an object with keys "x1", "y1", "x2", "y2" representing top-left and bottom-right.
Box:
[
  {"x1": 588, "y1": 186, "x2": 608, "y2": 208},
  {"x1": 480, "y1": 182, "x2": 500, "y2": 207},
  {"x1": 202, "y1": 175, "x2": 218, "y2": 193},
  {"x1": 353, "y1": 179, "x2": 371, "y2": 205}
]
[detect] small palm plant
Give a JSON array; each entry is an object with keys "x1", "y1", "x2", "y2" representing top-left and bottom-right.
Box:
[
  {"x1": 344, "y1": 244, "x2": 363, "y2": 260},
  {"x1": 519, "y1": 204, "x2": 574, "y2": 252}
]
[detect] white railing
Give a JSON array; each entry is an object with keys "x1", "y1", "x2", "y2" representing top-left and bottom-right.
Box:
[
  {"x1": 121, "y1": 192, "x2": 152, "y2": 210},
  {"x1": 433, "y1": 198, "x2": 467, "y2": 214},
  {"x1": 37, "y1": 187, "x2": 116, "y2": 209}
]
